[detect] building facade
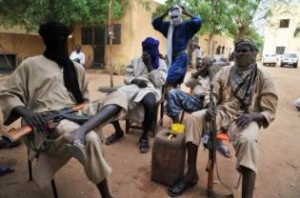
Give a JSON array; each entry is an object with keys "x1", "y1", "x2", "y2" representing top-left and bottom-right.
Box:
[
  {"x1": 0, "y1": 0, "x2": 234, "y2": 73},
  {"x1": 263, "y1": 4, "x2": 300, "y2": 57}
]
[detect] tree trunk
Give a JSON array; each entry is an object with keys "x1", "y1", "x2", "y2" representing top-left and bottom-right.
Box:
[
  {"x1": 207, "y1": 33, "x2": 214, "y2": 56},
  {"x1": 108, "y1": 0, "x2": 114, "y2": 87},
  {"x1": 238, "y1": 25, "x2": 249, "y2": 39}
]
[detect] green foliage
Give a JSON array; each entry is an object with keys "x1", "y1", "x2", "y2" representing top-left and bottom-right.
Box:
[
  {"x1": 152, "y1": 0, "x2": 281, "y2": 49},
  {"x1": 0, "y1": 0, "x2": 149, "y2": 32}
]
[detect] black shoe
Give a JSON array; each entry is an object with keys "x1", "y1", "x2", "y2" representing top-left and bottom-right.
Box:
[
  {"x1": 105, "y1": 131, "x2": 124, "y2": 145},
  {"x1": 168, "y1": 178, "x2": 198, "y2": 197},
  {"x1": 139, "y1": 138, "x2": 149, "y2": 153}
]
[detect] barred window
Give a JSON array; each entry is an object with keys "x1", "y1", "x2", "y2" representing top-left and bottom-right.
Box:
[
  {"x1": 81, "y1": 24, "x2": 121, "y2": 45},
  {"x1": 276, "y1": 46, "x2": 285, "y2": 55},
  {"x1": 81, "y1": 27, "x2": 93, "y2": 45}
]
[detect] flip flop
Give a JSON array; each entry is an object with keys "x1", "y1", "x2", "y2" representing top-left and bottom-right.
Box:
[
  {"x1": 0, "y1": 165, "x2": 15, "y2": 176},
  {"x1": 66, "y1": 141, "x2": 86, "y2": 164}
]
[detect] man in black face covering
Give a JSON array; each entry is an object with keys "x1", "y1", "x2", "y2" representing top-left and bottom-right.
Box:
[
  {"x1": 168, "y1": 39, "x2": 278, "y2": 197},
  {"x1": 0, "y1": 21, "x2": 114, "y2": 197}
]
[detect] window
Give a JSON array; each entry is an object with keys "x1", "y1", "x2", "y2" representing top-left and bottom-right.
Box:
[
  {"x1": 81, "y1": 24, "x2": 121, "y2": 45},
  {"x1": 276, "y1": 46, "x2": 285, "y2": 55},
  {"x1": 279, "y1": 19, "x2": 290, "y2": 28},
  {"x1": 81, "y1": 27, "x2": 94, "y2": 45},
  {"x1": 0, "y1": 54, "x2": 16, "y2": 73}
]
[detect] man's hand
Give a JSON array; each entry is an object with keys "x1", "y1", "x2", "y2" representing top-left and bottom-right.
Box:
[
  {"x1": 179, "y1": 5, "x2": 186, "y2": 12},
  {"x1": 142, "y1": 52, "x2": 153, "y2": 72},
  {"x1": 235, "y1": 112, "x2": 264, "y2": 129},
  {"x1": 13, "y1": 106, "x2": 47, "y2": 132},
  {"x1": 131, "y1": 79, "x2": 148, "y2": 88},
  {"x1": 191, "y1": 67, "x2": 203, "y2": 78},
  {"x1": 204, "y1": 104, "x2": 217, "y2": 122}
]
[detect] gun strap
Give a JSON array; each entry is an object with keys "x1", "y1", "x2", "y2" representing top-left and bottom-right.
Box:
[
  {"x1": 62, "y1": 113, "x2": 91, "y2": 125},
  {"x1": 215, "y1": 155, "x2": 242, "y2": 197}
]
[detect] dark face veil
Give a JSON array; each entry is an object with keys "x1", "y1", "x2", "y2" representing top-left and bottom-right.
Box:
[{"x1": 39, "y1": 21, "x2": 84, "y2": 104}]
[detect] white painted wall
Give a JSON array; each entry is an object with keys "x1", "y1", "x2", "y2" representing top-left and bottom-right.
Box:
[{"x1": 263, "y1": 4, "x2": 300, "y2": 58}]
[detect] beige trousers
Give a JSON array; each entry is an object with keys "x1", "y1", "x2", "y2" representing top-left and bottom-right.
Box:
[
  {"x1": 185, "y1": 109, "x2": 259, "y2": 173},
  {"x1": 31, "y1": 90, "x2": 129, "y2": 187}
]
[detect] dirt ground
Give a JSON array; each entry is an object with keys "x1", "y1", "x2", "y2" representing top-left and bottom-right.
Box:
[{"x1": 0, "y1": 64, "x2": 300, "y2": 198}]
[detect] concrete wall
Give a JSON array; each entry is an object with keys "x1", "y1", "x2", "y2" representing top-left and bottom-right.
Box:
[
  {"x1": 0, "y1": 33, "x2": 44, "y2": 64},
  {"x1": 199, "y1": 34, "x2": 234, "y2": 59},
  {"x1": 0, "y1": 32, "x2": 79, "y2": 67},
  {"x1": 104, "y1": 1, "x2": 167, "y2": 69}
]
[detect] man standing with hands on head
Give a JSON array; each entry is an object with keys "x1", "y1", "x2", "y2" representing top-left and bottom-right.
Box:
[{"x1": 152, "y1": 5, "x2": 202, "y2": 88}]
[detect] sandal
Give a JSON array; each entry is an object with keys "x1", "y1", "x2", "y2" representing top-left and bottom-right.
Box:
[
  {"x1": 66, "y1": 141, "x2": 86, "y2": 164},
  {"x1": 139, "y1": 138, "x2": 149, "y2": 153},
  {"x1": 105, "y1": 131, "x2": 124, "y2": 145}
]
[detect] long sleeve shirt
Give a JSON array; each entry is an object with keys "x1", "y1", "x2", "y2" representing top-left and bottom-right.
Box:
[{"x1": 152, "y1": 15, "x2": 202, "y2": 55}]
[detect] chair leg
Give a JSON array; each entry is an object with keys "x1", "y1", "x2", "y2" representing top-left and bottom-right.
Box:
[
  {"x1": 125, "y1": 119, "x2": 130, "y2": 134},
  {"x1": 159, "y1": 100, "x2": 164, "y2": 126},
  {"x1": 51, "y1": 179, "x2": 58, "y2": 198},
  {"x1": 28, "y1": 159, "x2": 33, "y2": 181},
  {"x1": 180, "y1": 111, "x2": 185, "y2": 124}
]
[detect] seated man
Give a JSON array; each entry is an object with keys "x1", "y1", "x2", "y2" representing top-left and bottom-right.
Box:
[
  {"x1": 0, "y1": 21, "x2": 116, "y2": 198},
  {"x1": 167, "y1": 57, "x2": 231, "y2": 158},
  {"x1": 168, "y1": 39, "x2": 278, "y2": 197},
  {"x1": 105, "y1": 37, "x2": 168, "y2": 153},
  {"x1": 166, "y1": 56, "x2": 214, "y2": 123}
]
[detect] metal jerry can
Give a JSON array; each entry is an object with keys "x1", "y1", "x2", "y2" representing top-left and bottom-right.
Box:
[{"x1": 151, "y1": 129, "x2": 186, "y2": 186}]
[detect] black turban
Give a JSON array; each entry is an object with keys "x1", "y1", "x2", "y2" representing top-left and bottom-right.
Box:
[
  {"x1": 235, "y1": 38, "x2": 258, "y2": 52},
  {"x1": 38, "y1": 21, "x2": 71, "y2": 37}
]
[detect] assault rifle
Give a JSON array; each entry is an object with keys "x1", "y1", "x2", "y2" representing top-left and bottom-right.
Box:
[
  {"x1": 205, "y1": 84, "x2": 217, "y2": 196},
  {"x1": 1, "y1": 103, "x2": 89, "y2": 143},
  {"x1": 204, "y1": 85, "x2": 234, "y2": 198}
]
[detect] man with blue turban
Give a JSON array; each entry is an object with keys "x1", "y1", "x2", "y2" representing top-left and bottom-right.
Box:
[
  {"x1": 105, "y1": 37, "x2": 168, "y2": 153},
  {"x1": 152, "y1": 5, "x2": 202, "y2": 87}
]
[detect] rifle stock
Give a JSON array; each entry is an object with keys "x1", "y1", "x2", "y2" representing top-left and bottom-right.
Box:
[
  {"x1": 1, "y1": 103, "x2": 87, "y2": 143},
  {"x1": 1, "y1": 126, "x2": 32, "y2": 143}
]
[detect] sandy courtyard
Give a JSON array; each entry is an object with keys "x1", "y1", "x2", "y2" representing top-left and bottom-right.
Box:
[{"x1": 0, "y1": 64, "x2": 300, "y2": 198}]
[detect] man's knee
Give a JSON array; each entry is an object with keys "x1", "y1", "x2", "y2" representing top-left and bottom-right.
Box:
[
  {"x1": 142, "y1": 93, "x2": 156, "y2": 108},
  {"x1": 237, "y1": 133, "x2": 257, "y2": 146},
  {"x1": 190, "y1": 110, "x2": 206, "y2": 121},
  {"x1": 85, "y1": 131, "x2": 100, "y2": 144},
  {"x1": 168, "y1": 88, "x2": 180, "y2": 98}
]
